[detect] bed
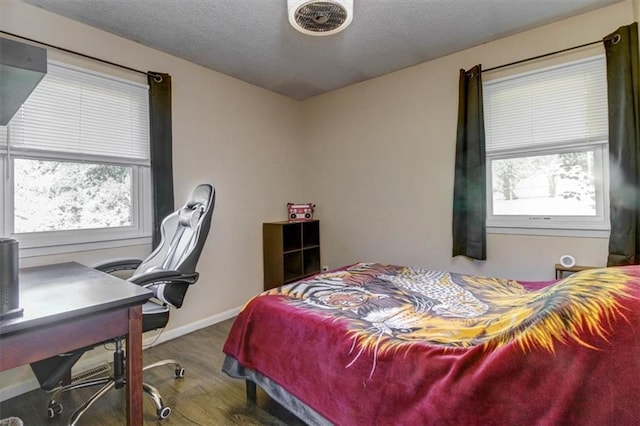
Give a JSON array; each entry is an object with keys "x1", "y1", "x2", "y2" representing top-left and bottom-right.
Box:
[{"x1": 222, "y1": 262, "x2": 640, "y2": 425}]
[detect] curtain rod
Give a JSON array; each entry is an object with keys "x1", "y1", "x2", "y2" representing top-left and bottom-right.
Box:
[
  {"x1": 0, "y1": 30, "x2": 163, "y2": 82},
  {"x1": 483, "y1": 35, "x2": 618, "y2": 73}
]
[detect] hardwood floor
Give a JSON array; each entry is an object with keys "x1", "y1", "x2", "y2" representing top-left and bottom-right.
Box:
[{"x1": 0, "y1": 318, "x2": 306, "y2": 425}]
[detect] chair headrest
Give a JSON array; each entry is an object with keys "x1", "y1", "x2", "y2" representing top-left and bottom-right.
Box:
[
  {"x1": 177, "y1": 184, "x2": 213, "y2": 228},
  {"x1": 187, "y1": 184, "x2": 213, "y2": 210},
  {"x1": 179, "y1": 204, "x2": 204, "y2": 228}
]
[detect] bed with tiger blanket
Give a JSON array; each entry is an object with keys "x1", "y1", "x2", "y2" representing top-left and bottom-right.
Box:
[{"x1": 222, "y1": 263, "x2": 640, "y2": 425}]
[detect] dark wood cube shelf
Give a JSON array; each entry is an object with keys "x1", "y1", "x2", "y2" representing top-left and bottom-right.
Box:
[{"x1": 263, "y1": 220, "x2": 320, "y2": 290}]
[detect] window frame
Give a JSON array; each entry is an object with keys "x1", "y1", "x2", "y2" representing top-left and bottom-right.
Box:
[
  {"x1": 483, "y1": 55, "x2": 610, "y2": 238},
  {"x1": 0, "y1": 61, "x2": 152, "y2": 257},
  {"x1": 486, "y1": 143, "x2": 610, "y2": 236}
]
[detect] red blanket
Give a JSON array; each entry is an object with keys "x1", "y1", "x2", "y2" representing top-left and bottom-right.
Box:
[{"x1": 223, "y1": 263, "x2": 640, "y2": 425}]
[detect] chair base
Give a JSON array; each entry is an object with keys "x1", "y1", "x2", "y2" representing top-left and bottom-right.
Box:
[{"x1": 46, "y1": 358, "x2": 183, "y2": 425}]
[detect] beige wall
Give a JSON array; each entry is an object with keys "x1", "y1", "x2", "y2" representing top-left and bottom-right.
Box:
[
  {"x1": 301, "y1": 2, "x2": 633, "y2": 281},
  {"x1": 635, "y1": 0, "x2": 640, "y2": 50},
  {"x1": 1, "y1": 0, "x2": 302, "y2": 397},
  {"x1": 635, "y1": 0, "x2": 639, "y2": 67}
]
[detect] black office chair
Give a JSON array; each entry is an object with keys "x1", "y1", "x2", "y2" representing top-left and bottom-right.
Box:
[{"x1": 29, "y1": 183, "x2": 215, "y2": 425}]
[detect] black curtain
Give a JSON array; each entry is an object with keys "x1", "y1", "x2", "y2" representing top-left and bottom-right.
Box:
[
  {"x1": 452, "y1": 65, "x2": 486, "y2": 260},
  {"x1": 605, "y1": 23, "x2": 640, "y2": 266},
  {"x1": 148, "y1": 72, "x2": 174, "y2": 249}
]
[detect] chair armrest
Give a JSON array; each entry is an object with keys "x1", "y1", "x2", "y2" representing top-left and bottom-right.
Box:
[
  {"x1": 127, "y1": 270, "x2": 199, "y2": 287},
  {"x1": 93, "y1": 258, "x2": 143, "y2": 274},
  {"x1": 128, "y1": 270, "x2": 199, "y2": 309}
]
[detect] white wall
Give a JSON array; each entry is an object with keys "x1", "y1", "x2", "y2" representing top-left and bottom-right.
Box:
[
  {"x1": 301, "y1": 2, "x2": 633, "y2": 281},
  {"x1": 1, "y1": 0, "x2": 302, "y2": 399}
]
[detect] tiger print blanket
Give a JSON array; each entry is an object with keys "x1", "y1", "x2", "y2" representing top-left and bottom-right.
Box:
[{"x1": 223, "y1": 263, "x2": 640, "y2": 425}]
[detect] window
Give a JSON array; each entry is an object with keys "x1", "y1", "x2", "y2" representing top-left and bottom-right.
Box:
[
  {"x1": 0, "y1": 61, "x2": 152, "y2": 256},
  {"x1": 483, "y1": 56, "x2": 609, "y2": 235}
]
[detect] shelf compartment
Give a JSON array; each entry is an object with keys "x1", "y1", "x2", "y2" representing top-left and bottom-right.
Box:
[
  {"x1": 283, "y1": 251, "x2": 303, "y2": 283},
  {"x1": 303, "y1": 247, "x2": 321, "y2": 276},
  {"x1": 302, "y1": 221, "x2": 320, "y2": 247},
  {"x1": 283, "y1": 223, "x2": 302, "y2": 252}
]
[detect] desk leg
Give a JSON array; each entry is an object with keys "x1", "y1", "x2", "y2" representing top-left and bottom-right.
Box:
[{"x1": 126, "y1": 305, "x2": 143, "y2": 425}]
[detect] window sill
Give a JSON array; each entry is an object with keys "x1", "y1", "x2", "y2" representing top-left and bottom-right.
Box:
[
  {"x1": 487, "y1": 226, "x2": 610, "y2": 239},
  {"x1": 19, "y1": 236, "x2": 152, "y2": 258}
]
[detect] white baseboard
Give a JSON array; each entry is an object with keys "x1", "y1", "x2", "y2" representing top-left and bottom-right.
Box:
[
  {"x1": 0, "y1": 377, "x2": 40, "y2": 404},
  {"x1": 0, "y1": 306, "x2": 241, "y2": 402},
  {"x1": 143, "y1": 306, "x2": 240, "y2": 348}
]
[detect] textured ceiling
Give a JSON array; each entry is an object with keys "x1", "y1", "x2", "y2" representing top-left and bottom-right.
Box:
[{"x1": 22, "y1": 0, "x2": 623, "y2": 100}]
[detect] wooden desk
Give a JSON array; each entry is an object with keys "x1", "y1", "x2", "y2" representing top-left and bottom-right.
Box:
[{"x1": 0, "y1": 262, "x2": 152, "y2": 425}]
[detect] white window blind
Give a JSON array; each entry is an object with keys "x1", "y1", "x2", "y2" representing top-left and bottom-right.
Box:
[
  {"x1": 8, "y1": 62, "x2": 150, "y2": 164},
  {"x1": 0, "y1": 125, "x2": 6, "y2": 148},
  {"x1": 484, "y1": 56, "x2": 608, "y2": 154}
]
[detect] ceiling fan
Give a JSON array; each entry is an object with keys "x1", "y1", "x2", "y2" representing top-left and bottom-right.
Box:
[{"x1": 288, "y1": 0, "x2": 354, "y2": 36}]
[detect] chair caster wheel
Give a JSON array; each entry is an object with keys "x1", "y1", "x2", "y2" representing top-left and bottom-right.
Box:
[
  {"x1": 175, "y1": 366, "x2": 185, "y2": 378},
  {"x1": 47, "y1": 401, "x2": 63, "y2": 418},
  {"x1": 158, "y1": 406, "x2": 171, "y2": 419}
]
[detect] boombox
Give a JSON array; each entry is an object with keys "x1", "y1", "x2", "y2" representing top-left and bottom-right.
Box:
[{"x1": 288, "y1": 203, "x2": 315, "y2": 222}]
